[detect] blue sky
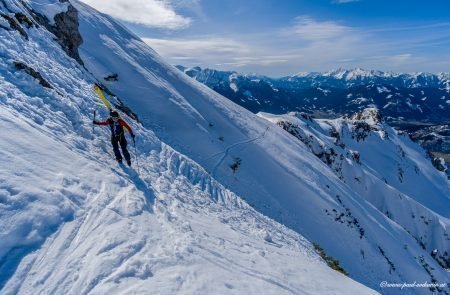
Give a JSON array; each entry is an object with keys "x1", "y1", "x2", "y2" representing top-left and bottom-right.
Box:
[{"x1": 80, "y1": 0, "x2": 450, "y2": 76}]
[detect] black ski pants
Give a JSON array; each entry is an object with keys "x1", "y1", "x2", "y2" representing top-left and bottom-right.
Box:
[{"x1": 111, "y1": 134, "x2": 130, "y2": 161}]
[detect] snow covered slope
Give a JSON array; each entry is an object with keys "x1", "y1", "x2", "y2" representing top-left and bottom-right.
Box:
[
  {"x1": 0, "y1": 2, "x2": 375, "y2": 293},
  {"x1": 1, "y1": 107, "x2": 370, "y2": 294},
  {"x1": 0, "y1": 0, "x2": 449, "y2": 294},
  {"x1": 259, "y1": 109, "x2": 450, "y2": 269}
]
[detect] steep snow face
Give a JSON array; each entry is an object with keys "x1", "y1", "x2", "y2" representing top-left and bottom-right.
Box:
[
  {"x1": 2, "y1": 109, "x2": 372, "y2": 295},
  {"x1": 258, "y1": 109, "x2": 450, "y2": 269},
  {"x1": 72, "y1": 4, "x2": 450, "y2": 290},
  {"x1": 0, "y1": 2, "x2": 376, "y2": 294},
  {"x1": 1, "y1": 0, "x2": 449, "y2": 294}
]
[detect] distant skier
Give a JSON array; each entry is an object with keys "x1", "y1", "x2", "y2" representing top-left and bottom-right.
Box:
[{"x1": 93, "y1": 111, "x2": 135, "y2": 165}]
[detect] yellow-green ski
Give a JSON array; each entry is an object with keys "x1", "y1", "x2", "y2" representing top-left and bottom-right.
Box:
[{"x1": 93, "y1": 84, "x2": 112, "y2": 110}]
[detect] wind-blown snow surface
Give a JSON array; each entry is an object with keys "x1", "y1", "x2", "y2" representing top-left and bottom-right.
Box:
[
  {"x1": 0, "y1": 0, "x2": 449, "y2": 294},
  {"x1": 0, "y1": 2, "x2": 375, "y2": 293},
  {"x1": 1, "y1": 108, "x2": 367, "y2": 294},
  {"x1": 0, "y1": 1, "x2": 375, "y2": 294}
]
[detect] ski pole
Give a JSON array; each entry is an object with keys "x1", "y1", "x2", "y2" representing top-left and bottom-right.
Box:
[
  {"x1": 92, "y1": 110, "x2": 96, "y2": 139},
  {"x1": 133, "y1": 137, "x2": 140, "y2": 175}
]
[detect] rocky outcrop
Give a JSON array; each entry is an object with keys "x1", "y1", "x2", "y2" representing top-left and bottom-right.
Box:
[
  {"x1": 14, "y1": 61, "x2": 53, "y2": 89},
  {"x1": 25, "y1": 1, "x2": 84, "y2": 65},
  {"x1": 14, "y1": 12, "x2": 33, "y2": 28},
  {"x1": 349, "y1": 107, "x2": 382, "y2": 124},
  {"x1": 0, "y1": 12, "x2": 28, "y2": 39},
  {"x1": 52, "y1": 4, "x2": 83, "y2": 65},
  {"x1": 348, "y1": 108, "x2": 388, "y2": 142},
  {"x1": 275, "y1": 119, "x2": 348, "y2": 180},
  {"x1": 1, "y1": 1, "x2": 83, "y2": 64},
  {"x1": 104, "y1": 73, "x2": 119, "y2": 81},
  {"x1": 430, "y1": 155, "x2": 447, "y2": 172}
]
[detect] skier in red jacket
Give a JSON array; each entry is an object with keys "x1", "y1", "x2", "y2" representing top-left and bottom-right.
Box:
[{"x1": 94, "y1": 111, "x2": 135, "y2": 165}]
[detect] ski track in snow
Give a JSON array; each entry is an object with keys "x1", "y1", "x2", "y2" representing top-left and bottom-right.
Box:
[
  {"x1": 210, "y1": 126, "x2": 270, "y2": 177},
  {"x1": 0, "y1": 97, "x2": 368, "y2": 294}
]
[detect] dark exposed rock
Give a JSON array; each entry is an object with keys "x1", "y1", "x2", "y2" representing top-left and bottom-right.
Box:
[
  {"x1": 407, "y1": 124, "x2": 450, "y2": 154},
  {"x1": 14, "y1": 61, "x2": 53, "y2": 89},
  {"x1": 52, "y1": 4, "x2": 83, "y2": 65},
  {"x1": 430, "y1": 155, "x2": 447, "y2": 172},
  {"x1": 230, "y1": 158, "x2": 242, "y2": 173},
  {"x1": 25, "y1": 2, "x2": 84, "y2": 65},
  {"x1": 349, "y1": 109, "x2": 384, "y2": 142},
  {"x1": 1, "y1": 13, "x2": 28, "y2": 39},
  {"x1": 432, "y1": 250, "x2": 450, "y2": 270},
  {"x1": 352, "y1": 121, "x2": 373, "y2": 142},
  {"x1": 350, "y1": 108, "x2": 382, "y2": 123},
  {"x1": 351, "y1": 151, "x2": 360, "y2": 164},
  {"x1": 15, "y1": 12, "x2": 33, "y2": 28},
  {"x1": 378, "y1": 246, "x2": 396, "y2": 274},
  {"x1": 418, "y1": 256, "x2": 444, "y2": 293},
  {"x1": 104, "y1": 73, "x2": 119, "y2": 81},
  {"x1": 276, "y1": 120, "x2": 350, "y2": 178},
  {"x1": 299, "y1": 112, "x2": 312, "y2": 122},
  {"x1": 312, "y1": 242, "x2": 348, "y2": 275},
  {"x1": 324, "y1": 195, "x2": 365, "y2": 239},
  {"x1": 329, "y1": 129, "x2": 339, "y2": 139}
]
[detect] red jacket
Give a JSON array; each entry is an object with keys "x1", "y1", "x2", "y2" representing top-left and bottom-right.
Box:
[{"x1": 96, "y1": 118, "x2": 134, "y2": 137}]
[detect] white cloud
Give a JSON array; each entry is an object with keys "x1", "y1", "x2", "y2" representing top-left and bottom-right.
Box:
[
  {"x1": 79, "y1": 0, "x2": 192, "y2": 29},
  {"x1": 142, "y1": 15, "x2": 365, "y2": 74},
  {"x1": 143, "y1": 37, "x2": 250, "y2": 57},
  {"x1": 143, "y1": 37, "x2": 301, "y2": 71},
  {"x1": 287, "y1": 16, "x2": 352, "y2": 41},
  {"x1": 142, "y1": 16, "x2": 450, "y2": 75},
  {"x1": 390, "y1": 53, "x2": 413, "y2": 64}
]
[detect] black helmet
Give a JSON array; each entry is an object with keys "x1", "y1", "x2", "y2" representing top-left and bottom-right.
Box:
[{"x1": 110, "y1": 111, "x2": 119, "y2": 118}]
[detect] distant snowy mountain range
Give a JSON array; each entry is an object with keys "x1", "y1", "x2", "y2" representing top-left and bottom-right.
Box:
[
  {"x1": 176, "y1": 66, "x2": 450, "y2": 122},
  {"x1": 177, "y1": 65, "x2": 450, "y2": 169},
  {"x1": 1, "y1": 1, "x2": 450, "y2": 294}
]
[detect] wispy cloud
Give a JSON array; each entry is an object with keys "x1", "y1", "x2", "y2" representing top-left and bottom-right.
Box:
[
  {"x1": 77, "y1": 0, "x2": 450, "y2": 74},
  {"x1": 332, "y1": 0, "x2": 360, "y2": 3},
  {"x1": 366, "y1": 22, "x2": 450, "y2": 33},
  {"x1": 285, "y1": 16, "x2": 352, "y2": 41},
  {"x1": 388, "y1": 54, "x2": 413, "y2": 64},
  {"x1": 143, "y1": 16, "x2": 365, "y2": 74},
  {"x1": 143, "y1": 37, "x2": 250, "y2": 57},
  {"x1": 142, "y1": 15, "x2": 450, "y2": 75},
  {"x1": 79, "y1": 0, "x2": 192, "y2": 29},
  {"x1": 143, "y1": 37, "x2": 302, "y2": 71}
]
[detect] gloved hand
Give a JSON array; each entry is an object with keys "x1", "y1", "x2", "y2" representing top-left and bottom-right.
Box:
[{"x1": 93, "y1": 120, "x2": 98, "y2": 125}]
